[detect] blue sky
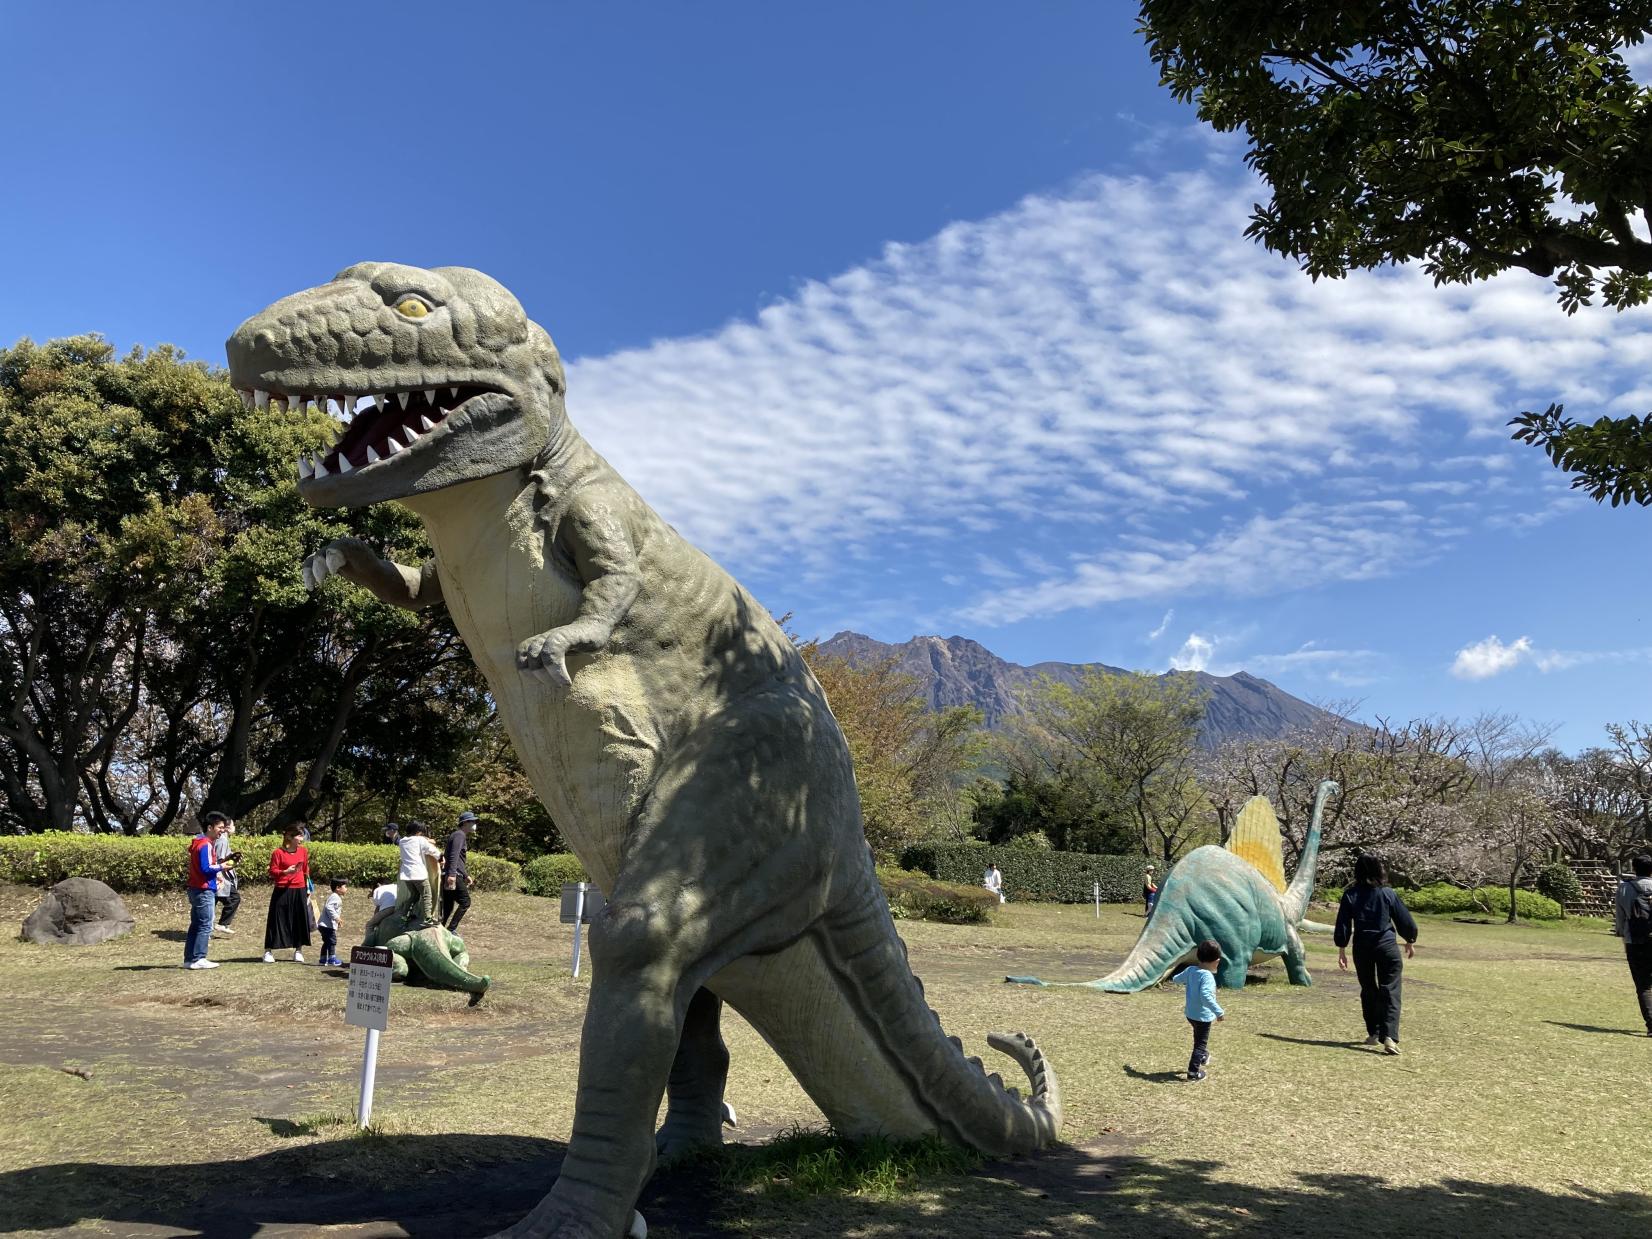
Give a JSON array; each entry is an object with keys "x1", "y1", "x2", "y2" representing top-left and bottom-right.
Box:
[{"x1": 2, "y1": 3, "x2": 1647, "y2": 751}]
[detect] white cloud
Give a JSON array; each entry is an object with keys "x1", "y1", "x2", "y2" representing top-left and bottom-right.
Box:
[
  {"x1": 1451, "y1": 635, "x2": 1533, "y2": 679},
  {"x1": 565, "y1": 162, "x2": 1649, "y2": 623},
  {"x1": 1170, "y1": 633, "x2": 1215, "y2": 672},
  {"x1": 1147, "y1": 608, "x2": 1174, "y2": 641}
]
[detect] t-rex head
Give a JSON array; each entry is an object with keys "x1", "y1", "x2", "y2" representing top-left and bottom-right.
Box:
[{"x1": 225, "y1": 262, "x2": 566, "y2": 507}]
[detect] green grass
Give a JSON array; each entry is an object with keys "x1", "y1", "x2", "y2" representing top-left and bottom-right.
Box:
[{"x1": 1, "y1": 884, "x2": 1648, "y2": 1237}]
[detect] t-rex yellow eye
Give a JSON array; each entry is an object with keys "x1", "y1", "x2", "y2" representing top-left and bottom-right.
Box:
[{"x1": 395, "y1": 297, "x2": 430, "y2": 319}]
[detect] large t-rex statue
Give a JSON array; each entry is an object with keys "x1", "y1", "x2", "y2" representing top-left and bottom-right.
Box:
[{"x1": 226, "y1": 264, "x2": 1062, "y2": 1239}]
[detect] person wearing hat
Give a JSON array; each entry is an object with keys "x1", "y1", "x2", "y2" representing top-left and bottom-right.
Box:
[
  {"x1": 1143, "y1": 864, "x2": 1159, "y2": 916},
  {"x1": 441, "y1": 811, "x2": 480, "y2": 933}
]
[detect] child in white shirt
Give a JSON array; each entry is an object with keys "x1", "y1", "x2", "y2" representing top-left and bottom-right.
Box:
[
  {"x1": 318, "y1": 879, "x2": 347, "y2": 965},
  {"x1": 395, "y1": 822, "x2": 443, "y2": 928}
]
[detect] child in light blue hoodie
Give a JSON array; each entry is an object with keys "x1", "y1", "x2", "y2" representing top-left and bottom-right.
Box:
[{"x1": 1172, "y1": 940, "x2": 1225, "y2": 1081}]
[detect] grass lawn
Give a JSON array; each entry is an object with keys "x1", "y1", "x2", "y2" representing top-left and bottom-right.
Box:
[{"x1": 0, "y1": 882, "x2": 1648, "y2": 1237}]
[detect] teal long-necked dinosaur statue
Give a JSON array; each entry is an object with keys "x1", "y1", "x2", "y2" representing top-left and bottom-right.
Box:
[{"x1": 1009, "y1": 780, "x2": 1338, "y2": 991}]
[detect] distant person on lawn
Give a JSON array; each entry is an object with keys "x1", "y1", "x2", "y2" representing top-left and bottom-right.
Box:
[
  {"x1": 1614, "y1": 853, "x2": 1652, "y2": 1037},
  {"x1": 365, "y1": 880, "x2": 399, "y2": 936},
  {"x1": 184, "y1": 813, "x2": 234, "y2": 969},
  {"x1": 396, "y1": 821, "x2": 443, "y2": 929},
  {"x1": 263, "y1": 825, "x2": 312, "y2": 963},
  {"x1": 211, "y1": 814, "x2": 241, "y2": 937},
  {"x1": 983, "y1": 863, "x2": 1005, "y2": 905},
  {"x1": 1143, "y1": 865, "x2": 1159, "y2": 915},
  {"x1": 1335, "y1": 854, "x2": 1418, "y2": 1055},
  {"x1": 1173, "y1": 939, "x2": 1224, "y2": 1081},
  {"x1": 441, "y1": 811, "x2": 479, "y2": 933}
]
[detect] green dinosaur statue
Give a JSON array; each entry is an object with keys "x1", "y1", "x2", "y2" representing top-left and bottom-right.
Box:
[
  {"x1": 226, "y1": 264, "x2": 1061, "y2": 1239},
  {"x1": 362, "y1": 879, "x2": 490, "y2": 1003},
  {"x1": 1009, "y1": 780, "x2": 1338, "y2": 991}
]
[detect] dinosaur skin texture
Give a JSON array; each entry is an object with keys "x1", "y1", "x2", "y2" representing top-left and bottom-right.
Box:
[
  {"x1": 1009, "y1": 780, "x2": 1338, "y2": 993},
  {"x1": 226, "y1": 264, "x2": 1063, "y2": 1239}
]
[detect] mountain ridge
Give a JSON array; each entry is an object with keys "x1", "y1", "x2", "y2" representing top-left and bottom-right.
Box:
[{"x1": 816, "y1": 631, "x2": 1334, "y2": 748}]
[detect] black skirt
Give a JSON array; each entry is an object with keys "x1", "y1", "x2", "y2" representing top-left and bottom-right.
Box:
[{"x1": 264, "y1": 886, "x2": 313, "y2": 950}]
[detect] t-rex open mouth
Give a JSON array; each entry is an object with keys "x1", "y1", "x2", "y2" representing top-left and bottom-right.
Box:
[{"x1": 235, "y1": 384, "x2": 502, "y2": 478}]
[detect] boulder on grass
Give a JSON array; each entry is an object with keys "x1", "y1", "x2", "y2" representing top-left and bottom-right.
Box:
[{"x1": 21, "y1": 877, "x2": 136, "y2": 946}]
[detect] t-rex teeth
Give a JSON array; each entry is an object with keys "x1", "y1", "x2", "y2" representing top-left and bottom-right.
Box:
[
  {"x1": 313, "y1": 455, "x2": 331, "y2": 478},
  {"x1": 239, "y1": 390, "x2": 254, "y2": 410},
  {"x1": 419, "y1": 414, "x2": 436, "y2": 433},
  {"x1": 298, "y1": 456, "x2": 313, "y2": 480},
  {"x1": 254, "y1": 389, "x2": 269, "y2": 409},
  {"x1": 337, "y1": 454, "x2": 354, "y2": 474},
  {"x1": 377, "y1": 394, "x2": 391, "y2": 413},
  {"x1": 450, "y1": 386, "x2": 459, "y2": 398},
  {"x1": 423, "y1": 388, "x2": 436, "y2": 405},
  {"x1": 366, "y1": 445, "x2": 381, "y2": 465},
  {"x1": 396, "y1": 392, "x2": 410, "y2": 409},
  {"x1": 385, "y1": 436, "x2": 405, "y2": 456}
]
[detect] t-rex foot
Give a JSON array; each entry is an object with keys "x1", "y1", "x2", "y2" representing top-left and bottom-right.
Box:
[{"x1": 488, "y1": 1202, "x2": 646, "y2": 1239}]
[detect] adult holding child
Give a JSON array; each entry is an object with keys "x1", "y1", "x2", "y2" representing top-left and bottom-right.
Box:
[
  {"x1": 263, "y1": 824, "x2": 312, "y2": 963},
  {"x1": 1334, "y1": 854, "x2": 1418, "y2": 1055}
]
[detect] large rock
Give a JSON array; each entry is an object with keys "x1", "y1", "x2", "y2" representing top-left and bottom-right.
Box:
[{"x1": 21, "y1": 877, "x2": 135, "y2": 946}]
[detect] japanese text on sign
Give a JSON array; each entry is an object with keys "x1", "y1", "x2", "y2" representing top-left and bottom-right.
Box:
[{"x1": 346, "y1": 945, "x2": 393, "y2": 1032}]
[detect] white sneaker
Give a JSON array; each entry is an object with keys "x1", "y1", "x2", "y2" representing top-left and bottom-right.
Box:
[
  {"x1": 292, "y1": 951, "x2": 305, "y2": 964},
  {"x1": 187, "y1": 959, "x2": 220, "y2": 970},
  {"x1": 262, "y1": 951, "x2": 275, "y2": 963},
  {"x1": 213, "y1": 926, "x2": 235, "y2": 936}
]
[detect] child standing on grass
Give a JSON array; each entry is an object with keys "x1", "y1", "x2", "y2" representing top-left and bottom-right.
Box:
[
  {"x1": 318, "y1": 879, "x2": 348, "y2": 966},
  {"x1": 1173, "y1": 940, "x2": 1225, "y2": 1081}
]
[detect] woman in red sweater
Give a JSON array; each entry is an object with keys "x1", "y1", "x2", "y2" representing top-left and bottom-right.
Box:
[{"x1": 263, "y1": 824, "x2": 312, "y2": 963}]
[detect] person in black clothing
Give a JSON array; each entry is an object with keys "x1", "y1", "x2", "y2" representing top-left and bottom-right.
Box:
[
  {"x1": 441, "y1": 810, "x2": 479, "y2": 933},
  {"x1": 1334, "y1": 854, "x2": 1418, "y2": 1055},
  {"x1": 1613, "y1": 853, "x2": 1652, "y2": 1037}
]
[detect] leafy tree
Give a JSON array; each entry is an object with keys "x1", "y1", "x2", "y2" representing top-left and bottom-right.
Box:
[
  {"x1": 0, "y1": 336, "x2": 483, "y2": 834},
  {"x1": 798, "y1": 643, "x2": 987, "y2": 857},
  {"x1": 1136, "y1": 1, "x2": 1652, "y2": 495},
  {"x1": 970, "y1": 764, "x2": 1137, "y2": 854},
  {"x1": 1013, "y1": 669, "x2": 1211, "y2": 864}
]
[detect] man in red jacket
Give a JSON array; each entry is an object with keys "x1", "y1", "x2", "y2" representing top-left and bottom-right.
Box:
[{"x1": 185, "y1": 813, "x2": 234, "y2": 969}]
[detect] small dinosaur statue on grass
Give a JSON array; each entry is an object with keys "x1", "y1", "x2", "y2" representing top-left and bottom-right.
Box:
[
  {"x1": 227, "y1": 264, "x2": 1062, "y2": 1239},
  {"x1": 1009, "y1": 780, "x2": 1338, "y2": 991},
  {"x1": 361, "y1": 872, "x2": 490, "y2": 1004}
]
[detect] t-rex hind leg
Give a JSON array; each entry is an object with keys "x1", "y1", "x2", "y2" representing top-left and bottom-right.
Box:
[{"x1": 655, "y1": 986, "x2": 732, "y2": 1162}]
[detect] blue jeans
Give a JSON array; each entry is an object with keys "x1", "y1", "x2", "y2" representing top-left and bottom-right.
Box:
[{"x1": 185, "y1": 887, "x2": 216, "y2": 963}]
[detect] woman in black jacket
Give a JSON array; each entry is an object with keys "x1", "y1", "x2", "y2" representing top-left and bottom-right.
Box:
[{"x1": 1334, "y1": 854, "x2": 1418, "y2": 1055}]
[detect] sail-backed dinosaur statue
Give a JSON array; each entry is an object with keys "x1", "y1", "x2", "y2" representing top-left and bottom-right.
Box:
[
  {"x1": 1009, "y1": 780, "x2": 1338, "y2": 992},
  {"x1": 226, "y1": 263, "x2": 1062, "y2": 1239}
]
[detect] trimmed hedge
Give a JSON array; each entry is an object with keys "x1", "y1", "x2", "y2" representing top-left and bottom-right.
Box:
[
  {"x1": 1399, "y1": 882, "x2": 1563, "y2": 921},
  {"x1": 521, "y1": 853, "x2": 590, "y2": 896},
  {"x1": 876, "y1": 867, "x2": 997, "y2": 924},
  {"x1": 0, "y1": 832, "x2": 519, "y2": 895},
  {"x1": 900, "y1": 841, "x2": 1150, "y2": 904}
]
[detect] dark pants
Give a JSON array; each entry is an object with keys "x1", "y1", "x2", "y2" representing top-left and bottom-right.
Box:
[
  {"x1": 1354, "y1": 939, "x2": 1404, "y2": 1042},
  {"x1": 215, "y1": 876, "x2": 240, "y2": 927},
  {"x1": 320, "y1": 926, "x2": 337, "y2": 963},
  {"x1": 441, "y1": 876, "x2": 472, "y2": 933},
  {"x1": 1187, "y1": 1019, "x2": 1211, "y2": 1075},
  {"x1": 1627, "y1": 941, "x2": 1652, "y2": 1033},
  {"x1": 397, "y1": 878, "x2": 430, "y2": 926}
]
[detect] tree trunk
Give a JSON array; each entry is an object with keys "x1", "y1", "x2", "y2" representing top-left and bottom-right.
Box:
[{"x1": 1507, "y1": 869, "x2": 1519, "y2": 924}]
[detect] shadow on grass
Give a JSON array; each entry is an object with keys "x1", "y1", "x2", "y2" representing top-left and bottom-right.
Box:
[
  {"x1": 1545, "y1": 1020, "x2": 1647, "y2": 1038},
  {"x1": 1255, "y1": 1032, "x2": 1372, "y2": 1053},
  {"x1": 1121, "y1": 1064, "x2": 1187, "y2": 1084},
  {"x1": 150, "y1": 928, "x2": 187, "y2": 942},
  {"x1": 6, "y1": 1133, "x2": 1650, "y2": 1238}
]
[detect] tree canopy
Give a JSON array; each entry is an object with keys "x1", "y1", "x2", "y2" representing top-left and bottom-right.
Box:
[{"x1": 1137, "y1": 0, "x2": 1652, "y2": 500}]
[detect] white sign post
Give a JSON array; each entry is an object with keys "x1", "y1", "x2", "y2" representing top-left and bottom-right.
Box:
[
  {"x1": 560, "y1": 882, "x2": 606, "y2": 978},
  {"x1": 1093, "y1": 880, "x2": 1100, "y2": 918},
  {"x1": 345, "y1": 945, "x2": 393, "y2": 1128}
]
